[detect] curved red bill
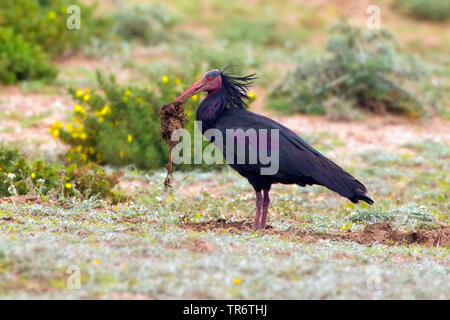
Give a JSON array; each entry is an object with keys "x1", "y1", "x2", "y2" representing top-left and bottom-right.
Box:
[{"x1": 175, "y1": 78, "x2": 204, "y2": 102}]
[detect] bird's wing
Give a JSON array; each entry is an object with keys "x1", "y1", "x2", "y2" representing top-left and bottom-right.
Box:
[
  {"x1": 213, "y1": 109, "x2": 372, "y2": 203},
  {"x1": 212, "y1": 109, "x2": 323, "y2": 176}
]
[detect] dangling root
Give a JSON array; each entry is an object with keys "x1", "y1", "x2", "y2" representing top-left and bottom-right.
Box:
[
  {"x1": 160, "y1": 100, "x2": 187, "y2": 188},
  {"x1": 164, "y1": 150, "x2": 174, "y2": 189}
]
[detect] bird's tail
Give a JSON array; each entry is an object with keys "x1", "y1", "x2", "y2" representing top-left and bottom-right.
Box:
[
  {"x1": 311, "y1": 157, "x2": 374, "y2": 205},
  {"x1": 348, "y1": 187, "x2": 374, "y2": 205}
]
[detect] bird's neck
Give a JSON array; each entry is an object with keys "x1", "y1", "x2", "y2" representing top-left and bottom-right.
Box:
[
  {"x1": 196, "y1": 89, "x2": 224, "y2": 123},
  {"x1": 207, "y1": 87, "x2": 221, "y2": 97},
  {"x1": 195, "y1": 86, "x2": 247, "y2": 132}
]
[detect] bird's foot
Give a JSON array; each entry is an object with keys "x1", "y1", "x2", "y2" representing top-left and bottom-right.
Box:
[{"x1": 253, "y1": 223, "x2": 267, "y2": 231}]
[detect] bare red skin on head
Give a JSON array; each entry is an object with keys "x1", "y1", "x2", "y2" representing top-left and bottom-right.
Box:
[
  {"x1": 175, "y1": 70, "x2": 222, "y2": 102},
  {"x1": 206, "y1": 77, "x2": 222, "y2": 97}
]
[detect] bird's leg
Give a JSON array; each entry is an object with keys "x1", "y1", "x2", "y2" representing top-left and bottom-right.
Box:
[
  {"x1": 260, "y1": 190, "x2": 270, "y2": 229},
  {"x1": 253, "y1": 191, "x2": 263, "y2": 230}
]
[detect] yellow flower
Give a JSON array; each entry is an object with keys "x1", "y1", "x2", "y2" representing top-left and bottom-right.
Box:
[
  {"x1": 123, "y1": 96, "x2": 128, "y2": 103},
  {"x1": 127, "y1": 134, "x2": 133, "y2": 143},
  {"x1": 233, "y1": 278, "x2": 241, "y2": 285},
  {"x1": 192, "y1": 94, "x2": 198, "y2": 101},
  {"x1": 247, "y1": 91, "x2": 256, "y2": 100},
  {"x1": 175, "y1": 78, "x2": 181, "y2": 84},
  {"x1": 52, "y1": 129, "x2": 60, "y2": 138},
  {"x1": 76, "y1": 89, "x2": 84, "y2": 98},
  {"x1": 72, "y1": 132, "x2": 79, "y2": 139},
  {"x1": 51, "y1": 121, "x2": 64, "y2": 129},
  {"x1": 66, "y1": 123, "x2": 73, "y2": 133},
  {"x1": 65, "y1": 183, "x2": 72, "y2": 189},
  {"x1": 93, "y1": 259, "x2": 100, "y2": 265},
  {"x1": 73, "y1": 104, "x2": 85, "y2": 114},
  {"x1": 61, "y1": 7, "x2": 67, "y2": 14},
  {"x1": 120, "y1": 263, "x2": 126, "y2": 269},
  {"x1": 81, "y1": 153, "x2": 88, "y2": 162},
  {"x1": 83, "y1": 94, "x2": 90, "y2": 102},
  {"x1": 48, "y1": 11, "x2": 56, "y2": 19},
  {"x1": 136, "y1": 97, "x2": 143, "y2": 104},
  {"x1": 100, "y1": 104, "x2": 111, "y2": 116},
  {"x1": 76, "y1": 145, "x2": 83, "y2": 153},
  {"x1": 85, "y1": 88, "x2": 91, "y2": 93},
  {"x1": 119, "y1": 151, "x2": 125, "y2": 158},
  {"x1": 99, "y1": 117, "x2": 104, "y2": 123},
  {"x1": 31, "y1": 173, "x2": 36, "y2": 179},
  {"x1": 162, "y1": 75, "x2": 169, "y2": 83},
  {"x1": 89, "y1": 147, "x2": 95, "y2": 155},
  {"x1": 341, "y1": 225, "x2": 346, "y2": 230},
  {"x1": 125, "y1": 89, "x2": 131, "y2": 96},
  {"x1": 80, "y1": 132, "x2": 87, "y2": 140}
]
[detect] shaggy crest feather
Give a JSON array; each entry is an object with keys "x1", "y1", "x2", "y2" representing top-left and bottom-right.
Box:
[{"x1": 216, "y1": 67, "x2": 256, "y2": 111}]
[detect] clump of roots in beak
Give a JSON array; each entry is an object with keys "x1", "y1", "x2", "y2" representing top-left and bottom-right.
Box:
[{"x1": 160, "y1": 100, "x2": 188, "y2": 188}]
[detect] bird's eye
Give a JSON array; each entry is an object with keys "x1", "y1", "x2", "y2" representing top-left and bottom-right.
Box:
[{"x1": 207, "y1": 76, "x2": 213, "y2": 81}]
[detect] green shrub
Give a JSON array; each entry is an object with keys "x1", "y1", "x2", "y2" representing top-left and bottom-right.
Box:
[
  {"x1": 112, "y1": 4, "x2": 178, "y2": 44},
  {"x1": 269, "y1": 22, "x2": 430, "y2": 117},
  {"x1": 0, "y1": 28, "x2": 57, "y2": 83},
  {"x1": 347, "y1": 208, "x2": 395, "y2": 224},
  {"x1": 0, "y1": 0, "x2": 111, "y2": 56},
  {"x1": 215, "y1": 16, "x2": 284, "y2": 46},
  {"x1": 323, "y1": 97, "x2": 363, "y2": 121},
  {"x1": 51, "y1": 73, "x2": 167, "y2": 170},
  {"x1": 0, "y1": 146, "x2": 120, "y2": 201},
  {"x1": 394, "y1": 0, "x2": 450, "y2": 21}
]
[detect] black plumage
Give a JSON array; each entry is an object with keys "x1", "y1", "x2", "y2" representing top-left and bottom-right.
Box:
[{"x1": 179, "y1": 68, "x2": 373, "y2": 230}]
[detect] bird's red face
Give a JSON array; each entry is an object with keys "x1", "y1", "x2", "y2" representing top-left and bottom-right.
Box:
[{"x1": 175, "y1": 69, "x2": 222, "y2": 102}]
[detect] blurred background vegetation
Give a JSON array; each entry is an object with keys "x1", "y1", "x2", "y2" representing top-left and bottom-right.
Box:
[{"x1": 0, "y1": 0, "x2": 449, "y2": 199}]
